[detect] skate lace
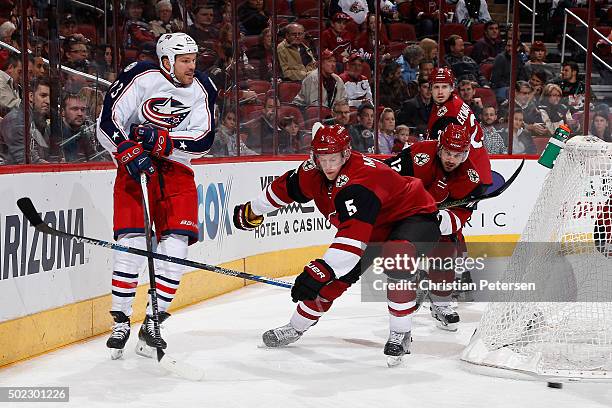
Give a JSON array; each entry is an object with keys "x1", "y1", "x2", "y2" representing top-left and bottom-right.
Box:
[
  {"x1": 274, "y1": 325, "x2": 299, "y2": 341},
  {"x1": 110, "y1": 322, "x2": 129, "y2": 339},
  {"x1": 388, "y1": 331, "x2": 405, "y2": 345}
]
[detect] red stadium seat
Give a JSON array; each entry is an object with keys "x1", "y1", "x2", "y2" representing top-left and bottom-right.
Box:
[
  {"x1": 388, "y1": 41, "x2": 406, "y2": 58},
  {"x1": 441, "y1": 23, "x2": 468, "y2": 42},
  {"x1": 305, "y1": 106, "x2": 332, "y2": 121},
  {"x1": 464, "y1": 44, "x2": 474, "y2": 57},
  {"x1": 76, "y1": 24, "x2": 98, "y2": 43},
  {"x1": 480, "y1": 63, "x2": 494, "y2": 81},
  {"x1": 567, "y1": 8, "x2": 589, "y2": 25},
  {"x1": 279, "y1": 104, "x2": 304, "y2": 128},
  {"x1": 470, "y1": 23, "x2": 485, "y2": 42},
  {"x1": 265, "y1": 0, "x2": 291, "y2": 16},
  {"x1": 293, "y1": 0, "x2": 320, "y2": 17},
  {"x1": 533, "y1": 137, "x2": 549, "y2": 155},
  {"x1": 361, "y1": 61, "x2": 372, "y2": 80},
  {"x1": 278, "y1": 82, "x2": 302, "y2": 103},
  {"x1": 240, "y1": 105, "x2": 263, "y2": 121},
  {"x1": 398, "y1": 2, "x2": 412, "y2": 19},
  {"x1": 243, "y1": 35, "x2": 260, "y2": 50},
  {"x1": 345, "y1": 20, "x2": 359, "y2": 38},
  {"x1": 296, "y1": 18, "x2": 322, "y2": 38},
  {"x1": 387, "y1": 23, "x2": 417, "y2": 42},
  {"x1": 247, "y1": 79, "x2": 271, "y2": 95},
  {"x1": 475, "y1": 87, "x2": 497, "y2": 108}
]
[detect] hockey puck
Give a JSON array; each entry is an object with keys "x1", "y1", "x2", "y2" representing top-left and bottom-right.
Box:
[{"x1": 547, "y1": 382, "x2": 563, "y2": 389}]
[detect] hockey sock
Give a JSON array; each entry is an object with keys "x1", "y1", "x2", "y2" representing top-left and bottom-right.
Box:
[
  {"x1": 386, "y1": 277, "x2": 417, "y2": 332},
  {"x1": 111, "y1": 234, "x2": 148, "y2": 316},
  {"x1": 147, "y1": 234, "x2": 188, "y2": 315}
]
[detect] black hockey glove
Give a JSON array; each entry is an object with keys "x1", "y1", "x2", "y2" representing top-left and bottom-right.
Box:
[
  {"x1": 291, "y1": 259, "x2": 335, "y2": 303},
  {"x1": 233, "y1": 202, "x2": 264, "y2": 230},
  {"x1": 114, "y1": 140, "x2": 155, "y2": 182}
]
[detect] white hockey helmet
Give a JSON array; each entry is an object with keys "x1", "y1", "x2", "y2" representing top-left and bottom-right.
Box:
[{"x1": 156, "y1": 33, "x2": 199, "y2": 83}]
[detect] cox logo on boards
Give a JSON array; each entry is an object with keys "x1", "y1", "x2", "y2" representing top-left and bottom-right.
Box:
[{"x1": 197, "y1": 179, "x2": 233, "y2": 242}]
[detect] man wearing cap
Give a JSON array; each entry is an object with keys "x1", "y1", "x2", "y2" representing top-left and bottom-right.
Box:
[
  {"x1": 339, "y1": 53, "x2": 372, "y2": 108},
  {"x1": 277, "y1": 23, "x2": 317, "y2": 81},
  {"x1": 293, "y1": 49, "x2": 347, "y2": 108},
  {"x1": 321, "y1": 12, "x2": 354, "y2": 66},
  {"x1": 470, "y1": 21, "x2": 504, "y2": 64}
]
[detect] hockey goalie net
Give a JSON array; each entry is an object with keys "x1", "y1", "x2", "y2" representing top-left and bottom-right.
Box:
[{"x1": 462, "y1": 136, "x2": 612, "y2": 380}]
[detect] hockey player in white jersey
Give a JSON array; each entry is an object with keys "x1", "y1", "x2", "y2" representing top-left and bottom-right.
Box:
[{"x1": 96, "y1": 33, "x2": 217, "y2": 359}]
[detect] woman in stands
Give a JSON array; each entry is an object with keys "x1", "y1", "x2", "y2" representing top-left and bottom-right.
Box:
[{"x1": 591, "y1": 112, "x2": 612, "y2": 142}]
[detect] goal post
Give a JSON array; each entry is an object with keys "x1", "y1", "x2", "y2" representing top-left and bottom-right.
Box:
[{"x1": 461, "y1": 136, "x2": 612, "y2": 381}]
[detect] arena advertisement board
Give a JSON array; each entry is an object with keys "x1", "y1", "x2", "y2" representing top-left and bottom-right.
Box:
[{"x1": 0, "y1": 157, "x2": 549, "y2": 322}]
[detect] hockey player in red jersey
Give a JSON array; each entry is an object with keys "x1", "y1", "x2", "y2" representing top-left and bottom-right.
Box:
[
  {"x1": 96, "y1": 33, "x2": 217, "y2": 359},
  {"x1": 234, "y1": 124, "x2": 441, "y2": 365},
  {"x1": 428, "y1": 67, "x2": 493, "y2": 185},
  {"x1": 385, "y1": 123, "x2": 487, "y2": 330}
]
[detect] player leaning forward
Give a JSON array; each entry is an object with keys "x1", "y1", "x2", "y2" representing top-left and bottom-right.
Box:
[
  {"x1": 96, "y1": 33, "x2": 217, "y2": 358},
  {"x1": 234, "y1": 124, "x2": 441, "y2": 364}
]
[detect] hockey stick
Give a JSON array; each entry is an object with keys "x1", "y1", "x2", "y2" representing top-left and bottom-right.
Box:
[
  {"x1": 16, "y1": 198, "x2": 293, "y2": 289},
  {"x1": 139, "y1": 174, "x2": 205, "y2": 381},
  {"x1": 438, "y1": 160, "x2": 525, "y2": 210}
]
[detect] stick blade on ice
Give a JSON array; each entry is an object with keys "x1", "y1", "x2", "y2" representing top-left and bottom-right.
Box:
[{"x1": 160, "y1": 353, "x2": 205, "y2": 381}]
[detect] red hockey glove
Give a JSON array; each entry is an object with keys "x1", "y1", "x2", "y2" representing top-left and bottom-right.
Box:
[
  {"x1": 291, "y1": 259, "x2": 335, "y2": 303},
  {"x1": 132, "y1": 126, "x2": 173, "y2": 158},
  {"x1": 114, "y1": 140, "x2": 155, "y2": 182},
  {"x1": 233, "y1": 202, "x2": 264, "y2": 230}
]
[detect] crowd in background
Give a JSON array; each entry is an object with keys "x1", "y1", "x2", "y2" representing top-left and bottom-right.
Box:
[{"x1": 0, "y1": 0, "x2": 610, "y2": 164}]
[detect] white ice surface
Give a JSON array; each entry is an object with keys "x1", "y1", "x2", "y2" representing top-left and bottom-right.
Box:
[{"x1": 1, "y1": 273, "x2": 611, "y2": 408}]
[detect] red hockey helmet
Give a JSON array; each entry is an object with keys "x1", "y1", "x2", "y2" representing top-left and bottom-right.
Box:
[
  {"x1": 311, "y1": 123, "x2": 351, "y2": 155},
  {"x1": 439, "y1": 123, "x2": 471, "y2": 153},
  {"x1": 429, "y1": 67, "x2": 455, "y2": 86}
]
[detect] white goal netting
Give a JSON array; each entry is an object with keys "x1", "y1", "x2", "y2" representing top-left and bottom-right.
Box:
[{"x1": 462, "y1": 136, "x2": 612, "y2": 380}]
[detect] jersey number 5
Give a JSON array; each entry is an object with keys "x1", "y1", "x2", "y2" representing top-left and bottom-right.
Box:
[{"x1": 345, "y1": 199, "x2": 357, "y2": 216}]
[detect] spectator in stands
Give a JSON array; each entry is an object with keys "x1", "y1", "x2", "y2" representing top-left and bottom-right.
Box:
[
  {"x1": 590, "y1": 112, "x2": 612, "y2": 142},
  {"x1": 396, "y1": 77, "x2": 432, "y2": 138},
  {"x1": 480, "y1": 105, "x2": 507, "y2": 154},
  {"x1": 396, "y1": 44, "x2": 424, "y2": 83},
  {"x1": 0, "y1": 21, "x2": 16, "y2": 44},
  {"x1": 379, "y1": 61, "x2": 410, "y2": 112},
  {"x1": 123, "y1": 0, "x2": 156, "y2": 50},
  {"x1": 93, "y1": 45, "x2": 117, "y2": 82},
  {"x1": 352, "y1": 13, "x2": 391, "y2": 65},
  {"x1": 0, "y1": 52, "x2": 22, "y2": 117},
  {"x1": 522, "y1": 41, "x2": 554, "y2": 82},
  {"x1": 391, "y1": 124, "x2": 417, "y2": 153},
  {"x1": 529, "y1": 71, "x2": 547, "y2": 104},
  {"x1": 188, "y1": 4, "x2": 219, "y2": 50},
  {"x1": 212, "y1": 109, "x2": 257, "y2": 156},
  {"x1": 237, "y1": 0, "x2": 269, "y2": 36},
  {"x1": 491, "y1": 37, "x2": 526, "y2": 101},
  {"x1": 349, "y1": 102, "x2": 375, "y2": 153},
  {"x1": 279, "y1": 115, "x2": 308, "y2": 154},
  {"x1": 378, "y1": 107, "x2": 396, "y2": 154},
  {"x1": 325, "y1": 99, "x2": 352, "y2": 126},
  {"x1": 321, "y1": 12, "x2": 354, "y2": 68},
  {"x1": 444, "y1": 34, "x2": 489, "y2": 87},
  {"x1": 500, "y1": 108, "x2": 535, "y2": 154},
  {"x1": 510, "y1": 81, "x2": 546, "y2": 136},
  {"x1": 78, "y1": 86, "x2": 105, "y2": 126},
  {"x1": 419, "y1": 38, "x2": 438, "y2": 66},
  {"x1": 63, "y1": 37, "x2": 90, "y2": 71},
  {"x1": 58, "y1": 14, "x2": 78, "y2": 39},
  {"x1": 340, "y1": 53, "x2": 372, "y2": 108},
  {"x1": 454, "y1": 0, "x2": 491, "y2": 27},
  {"x1": 470, "y1": 20, "x2": 504, "y2": 64},
  {"x1": 293, "y1": 49, "x2": 347, "y2": 109},
  {"x1": 0, "y1": 77, "x2": 52, "y2": 164},
  {"x1": 247, "y1": 27, "x2": 273, "y2": 81},
  {"x1": 554, "y1": 60, "x2": 585, "y2": 113},
  {"x1": 59, "y1": 92, "x2": 97, "y2": 162},
  {"x1": 150, "y1": 0, "x2": 183, "y2": 38},
  {"x1": 538, "y1": 83, "x2": 573, "y2": 137},
  {"x1": 329, "y1": 0, "x2": 369, "y2": 25},
  {"x1": 458, "y1": 79, "x2": 484, "y2": 118},
  {"x1": 411, "y1": 1, "x2": 445, "y2": 38},
  {"x1": 247, "y1": 93, "x2": 280, "y2": 154},
  {"x1": 277, "y1": 23, "x2": 317, "y2": 81},
  {"x1": 417, "y1": 59, "x2": 435, "y2": 81}
]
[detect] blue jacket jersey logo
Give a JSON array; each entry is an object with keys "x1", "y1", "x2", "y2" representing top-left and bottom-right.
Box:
[{"x1": 142, "y1": 97, "x2": 191, "y2": 129}]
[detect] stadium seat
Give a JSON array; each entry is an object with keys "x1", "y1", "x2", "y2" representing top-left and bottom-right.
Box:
[
  {"x1": 533, "y1": 137, "x2": 549, "y2": 155},
  {"x1": 297, "y1": 18, "x2": 322, "y2": 38},
  {"x1": 293, "y1": 0, "x2": 319, "y2": 17},
  {"x1": 240, "y1": 105, "x2": 264, "y2": 121},
  {"x1": 387, "y1": 23, "x2": 417, "y2": 42},
  {"x1": 247, "y1": 80, "x2": 271, "y2": 95},
  {"x1": 361, "y1": 62, "x2": 372, "y2": 80},
  {"x1": 480, "y1": 63, "x2": 494, "y2": 81},
  {"x1": 279, "y1": 104, "x2": 305, "y2": 128},
  {"x1": 470, "y1": 23, "x2": 485, "y2": 42},
  {"x1": 278, "y1": 82, "x2": 302, "y2": 103},
  {"x1": 567, "y1": 8, "x2": 589, "y2": 25},
  {"x1": 305, "y1": 106, "x2": 332, "y2": 121},
  {"x1": 76, "y1": 24, "x2": 98, "y2": 44},
  {"x1": 475, "y1": 87, "x2": 497, "y2": 108},
  {"x1": 345, "y1": 20, "x2": 359, "y2": 38},
  {"x1": 441, "y1": 23, "x2": 468, "y2": 42},
  {"x1": 464, "y1": 44, "x2": 474, "y2": 57},
  {"x1": 398, "y1": 2, "x2": 412, "y2": 19},
  {"x1": 265, "y1": 0, "x2": 291, "y2": 16},
  {"x1": 243, "y1": 35, "x2": 260, "y2": 50},
  {"x1": 389, "y1": 41, "x2": 406, "y2": 58}
]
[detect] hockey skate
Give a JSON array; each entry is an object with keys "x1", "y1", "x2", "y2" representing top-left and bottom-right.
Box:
[
  {"x1": 106, "y1": 311, "x2": 131, "y2": 360},
  {"x1": 135, "y1": 312, "x2": 170, "y2": 358},
  {"x1": 430, "y1": 303, "x2": 460, "y2": 331},
  {"x1": 384, "y1": 331, "x2": 412, "y2": 367},
  {"x1": 262, "y1": 323, "x2": 303, "y2": 347}
]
